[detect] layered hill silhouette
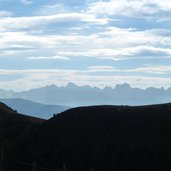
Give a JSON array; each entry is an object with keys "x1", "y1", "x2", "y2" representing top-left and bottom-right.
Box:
[
  {"x1": 0, "y1": 98, "x2": 70, "y2": 119},
  {"x1": 0, "y1": 83, "x2": 171, "y2": 106},
  {"x1": 6, "y1": 104, "x2": 171, "y2": 171}
]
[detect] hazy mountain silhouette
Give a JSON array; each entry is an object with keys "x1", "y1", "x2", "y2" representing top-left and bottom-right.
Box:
[
  {"x1": 0, "y1": 83, "x2": 170, "y2": 106},
  {"x1": 7, "y1": 104, "x2": 171, "y2": 171},
  {"x1": 0, "y1": 98, "x2": 70, "y2": 119}
]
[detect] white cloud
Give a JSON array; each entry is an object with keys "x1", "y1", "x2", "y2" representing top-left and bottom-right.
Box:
[
  {"x1": 88, "y1": 66, "x2": 114, "y2": 70},
  {"x1": 87, "y1": 0, "x2": 171, "y2": 20},
  {"x1": 126, "y1": 65, "x2": 171, "y2": 74},
  {"x1": 1, "y1": 69, "x2": 171, "y2": 91},
  {"x1": 39, "y1": 3, "x2": 67, "y2": 15},
  {"x1": 87, "y1": 66, "x2": 117, "y2": 72},
  {"x1": 1, "y1": 27, "x2": 171, "y2": 62},
  {"x1": 86, "y1": 65, "x2": 171, "y2": 74},
  {"x1": 0, "y1": 11, "x2": 12, "y2": 17},
  {"x1": 0, "y1": 13, "x2": 108, "y2": 32},
  {"x1": 58, "y1": 46, "x2": 171, "y2": 60},
  {"x1": 21, "y1": 0, "x2": 33, "y2": 5},
  {"x1": 28, "y1": 55, "x2": 69, "y2": 60}
]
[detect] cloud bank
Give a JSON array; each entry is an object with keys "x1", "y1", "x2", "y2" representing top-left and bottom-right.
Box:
[{"x1": 0, "y1": 0, "x2": 171, "y2": 90}]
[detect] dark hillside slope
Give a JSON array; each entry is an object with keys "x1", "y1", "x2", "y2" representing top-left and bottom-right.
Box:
[
  {"x1": 0, "y1": 103, "x2": 44, "y2": 171},
  {"x1": 0, "y1": 102, "x2": 45, "y2": 166},
  {"x1": 0, "y1": 102, "x2": 44, "y2": 136},
  {"x1": 8, "y1": 104, "x2": 171, "y2": 171}
]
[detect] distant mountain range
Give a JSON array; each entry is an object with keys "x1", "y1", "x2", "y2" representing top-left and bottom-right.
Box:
[
  {"x1": 0, "y1": 83, "x2": 171, "y2": 106},
  {"x1": 0, "y1": 98, "x2": 70, "y2": 119}
]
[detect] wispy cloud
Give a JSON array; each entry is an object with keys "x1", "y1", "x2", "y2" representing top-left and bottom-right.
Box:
[
  {"x1": 0, "y1": 11, "x2": 12, "y2": 17},
  {"x1": 28, "y1": 55, "x2": 69, "y2": 60},
  {"x1": 87, "y1": 0, "x2": 171, "y2": 20},
  {"x1": 0, "y1": 69, "x2": 171, "y2": 91},
  {"x1": 21, "y1": 0, "x2": 33, "y2": 5},
  {"x1": 0, "y1": 13, "x2": 108, "y2": 32},
  {"x1": 1, "y1": 27, "x2": 171, "y2": 62},
  {"x1": 58, "y1": 46, "x2": 171, "y2": 60},
  {"x1": 86, "y1": 65, "x2": 171, "y2": 75}
]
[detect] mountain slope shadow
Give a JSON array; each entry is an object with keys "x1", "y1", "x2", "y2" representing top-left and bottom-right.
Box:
[{"x1": 7, "y1": 104, "x2": 171, "y2": 171}]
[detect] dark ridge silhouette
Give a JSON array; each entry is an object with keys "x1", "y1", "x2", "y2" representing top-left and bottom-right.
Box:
[
  {"x1": 0, "y1": 101, "x2": 45, "y2": 138},
  {"x1": 0, "y1": 102, "x2": 45, "y2": 171},
  {"x1": 6, "y1": 104, "x2": 171, "y2": 171},
  {"x1": 0, "y1": 102, "x2": 14, "y2": 113}
]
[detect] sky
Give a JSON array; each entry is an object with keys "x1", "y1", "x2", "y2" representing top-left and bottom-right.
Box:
[{"x1": 1, "y1": 0, "x2": 171, "y2": 91}]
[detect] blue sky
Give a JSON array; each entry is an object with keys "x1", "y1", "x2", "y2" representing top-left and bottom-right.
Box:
[{"x1": 1, "y1": 0, "x2": 171, "y2": 91}]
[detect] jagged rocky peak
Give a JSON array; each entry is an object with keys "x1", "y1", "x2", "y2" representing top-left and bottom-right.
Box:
[
  {"x1": 115, "y1": 83, "x2": 131, "y2": 90},
  {"x1": 66, "y1": 82, "x2": 78, "y2": 88}
]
